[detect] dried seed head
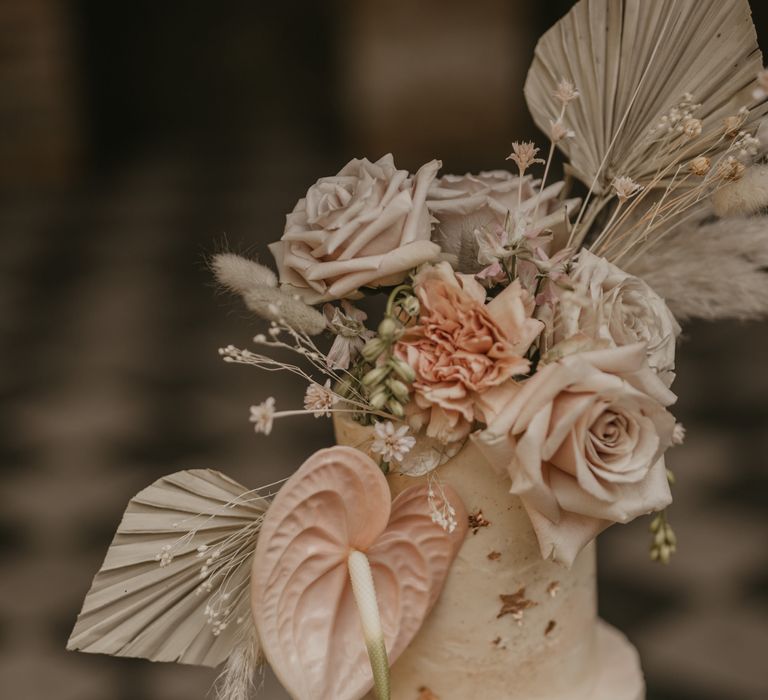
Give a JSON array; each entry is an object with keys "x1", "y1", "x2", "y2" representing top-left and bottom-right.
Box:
[
  {"x1": 506, "y1": 141, "x2": 545, "y2": 174},
  {"x1": 689, "y1": 156, "x2": 711, "y2": 176},
  {"x1": 681, "y1": 116, "x2": 702, "y2": 139},
  {"x1": 611, "y1": 176, "x2": 643, "y2": 201},
  {"x1": 716, "y1": 156, "x2": 746, "y2": 182},
  {"x1": 549, "y1": 119, "x2": 575, "y2": 143},
  {"x1": 553, "y1": 78, "x2": 580, "y2": 105}
]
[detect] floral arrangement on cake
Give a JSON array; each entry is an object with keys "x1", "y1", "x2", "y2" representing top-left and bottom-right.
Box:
[{"x1": 68, "y1": 1, "x2": 768, "y2": 700}]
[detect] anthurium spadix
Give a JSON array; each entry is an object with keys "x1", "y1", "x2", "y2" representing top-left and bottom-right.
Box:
[{"x1": 250, "y1": 446, "x2": 467, "y2": 700}]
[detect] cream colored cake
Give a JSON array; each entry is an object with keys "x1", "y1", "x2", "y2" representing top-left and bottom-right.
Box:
[{"x1": 335, "y1": 415, "x2": 644, "y2": 700}]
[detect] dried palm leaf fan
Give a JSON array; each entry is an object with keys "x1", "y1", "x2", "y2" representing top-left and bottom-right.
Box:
[
  {"x1": 67, "y1": 470, "x2": 271, "y2": 695},
  {"x1": 525, "y1": 0, "x2": 767, "y2": 197}
]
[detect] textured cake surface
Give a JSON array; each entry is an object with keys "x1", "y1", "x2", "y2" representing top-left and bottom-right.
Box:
[{"x1": 334, "y1": 416, "x2": 639, "y2": 700}]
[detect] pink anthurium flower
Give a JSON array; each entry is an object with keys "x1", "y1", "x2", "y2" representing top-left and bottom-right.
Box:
[{"x1": 251, "y1": 446, "x2": 467, "y2": 700}]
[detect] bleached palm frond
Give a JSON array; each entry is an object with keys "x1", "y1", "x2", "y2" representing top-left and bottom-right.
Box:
[
  {"x1": 525, "y1": 0, "x2": 767, "y2": 194},
  {"x1": 67, "y1": 470, "x2": 271, "y2": 668}
]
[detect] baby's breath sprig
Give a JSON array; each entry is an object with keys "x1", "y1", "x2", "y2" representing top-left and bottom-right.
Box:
[
  {"x1": 360, "y1": 285, "x2": 419, "y2": 420},
  {"x1": 649, "y1": 510, "x2": 677, "y2": 565}
]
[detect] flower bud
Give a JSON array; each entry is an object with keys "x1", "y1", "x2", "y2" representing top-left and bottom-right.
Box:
[
  {"x1": 689, "y1": 156, "x2": 711, "y2": 177},
  {"x1": 386, "y1": 398, "x2": 406, "y2": 418},
  {"x1": 362, "y1": 365, "x2": 391, "y2": 388},
  {"x1": 397, "y1": 295, "x2": 420, "y2": 318},
  {"x1": 389, "y1": 356, "x2": 416, "y2": 383},
  {"x1": 368, "y1": 388, "x2": 389, "y2": 410},
  {"x1": 377, "y1": 317, "x2": 400, "y2": 342},
  {"x1": 386, "y1": 378, "x2": 410, "y2": 402},
  {"x1": 361, "y1": 338, "x2": 387, "y2": 362}
]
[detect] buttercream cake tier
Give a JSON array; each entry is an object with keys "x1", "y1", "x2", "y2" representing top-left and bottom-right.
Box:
[{"x1": 334, "y1": 415, "x2": 645, "y2": 700}]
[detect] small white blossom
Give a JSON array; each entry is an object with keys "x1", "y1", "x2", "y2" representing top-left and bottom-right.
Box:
[
  {"x1": 304, "y1": 379, "x2": 336, "y2": 418},
  {"x1": 371, "y1": 421, "x2": 416, "y2": 464},
  {"x1": 681, "y1": 116, "x2": 702, "y2": 139},
  {"x1": 612, "y1": 176, "x2": 643, "y2": 201},
  {"x1": 427, "y1": 477, "x2": 458, "y2": 534},
  {"x1": 249, "y1": 397, "x2": 276, "y2": 435},
  {"x1": 672, "y1": 423, "x2": 686, "y2": 446}
]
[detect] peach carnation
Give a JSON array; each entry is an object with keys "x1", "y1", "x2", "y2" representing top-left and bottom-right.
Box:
[{"x1": 394, "y1": 262, "x2": 543, "y2": 446}]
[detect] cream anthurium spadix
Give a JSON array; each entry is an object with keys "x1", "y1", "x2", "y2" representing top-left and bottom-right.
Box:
[{"x1": 250, "y1": 446, "x2": 468, "y2": 700}]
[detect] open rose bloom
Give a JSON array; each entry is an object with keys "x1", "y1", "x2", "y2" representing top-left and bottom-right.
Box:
[{"x1": 269, "y1": 154, "x2": 441, "y2": 302}]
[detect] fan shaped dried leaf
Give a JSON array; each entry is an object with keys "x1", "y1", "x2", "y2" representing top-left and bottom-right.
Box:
[
  {"x1": 525, "y1": 0, "x2": 767, "y2": 193},
  {"x1": 67, "y1": 469, "x2": 269, "y2": 667}
]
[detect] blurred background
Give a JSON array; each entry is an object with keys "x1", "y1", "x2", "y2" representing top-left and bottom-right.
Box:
[{"x1": 1, "y1": 1, "x2": 767, "y2": 699}]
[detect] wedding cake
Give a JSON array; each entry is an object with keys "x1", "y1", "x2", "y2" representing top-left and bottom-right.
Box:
[
  {"x1": 66, "y1": 1, "x2": 768, "y2": 699},
  {"x1": 336, "y1": 415, "x2": 644, "y2": 700}
]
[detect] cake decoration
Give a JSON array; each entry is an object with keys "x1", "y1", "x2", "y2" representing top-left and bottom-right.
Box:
[{"x1": 68, "y1": 0, "x2": 768, "y2": 698}]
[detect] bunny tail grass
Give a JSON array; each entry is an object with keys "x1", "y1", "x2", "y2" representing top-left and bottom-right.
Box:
[
  {"x1": 215, "y1": 622, "x2": 263, "y2": 700},
  {"x1": 348, "y1": 550, "x2": 391, "y2": 700}
]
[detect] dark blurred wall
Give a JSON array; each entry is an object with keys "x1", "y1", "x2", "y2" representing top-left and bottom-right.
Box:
[{"x1": 1, "y1": 2, "x2": 767, "y2": 700}]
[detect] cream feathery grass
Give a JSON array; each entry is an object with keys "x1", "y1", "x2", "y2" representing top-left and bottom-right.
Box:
[{"x1": 626, "y1": 216, "x2": 768, "y2": 322}]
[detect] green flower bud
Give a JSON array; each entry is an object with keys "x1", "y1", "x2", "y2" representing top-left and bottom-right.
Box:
[
  {"x1": 377, "y1": 317, "x2": 400, "y2": 342},
  {"x1": 386, "y1": 398, "x2": 405, "y2": 418},
  {"x1": 361, "y1": 337, "x2": 387, "y2": 362},
  {"x1": 369, "y1": 388, "x2": 389, "y2": 410},
  {"x1": 389, "y1": 356, "x2": 416, "y2": 383},
  {"x1": 398, "y1": 294, "x2": 420, "y2": 318},
  {"x1": 386, "y1": 378, "x2": 410, "y2": 403},
  {"x1": 362, "y1": 365, "x2": 391, "y2": 388}
]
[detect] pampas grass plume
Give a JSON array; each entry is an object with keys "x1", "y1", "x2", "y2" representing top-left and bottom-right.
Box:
[
  {"x1": 711, "y1": 165, "x2": 768, "y2": 217},
  {"x1": 244, "y1": 287, "x2": 326, "y2": 335},
  {"x1": 213, "y1": 253, "x2": 278, "y2": 294},
  {"x1": 628, "y1": 216, "x2": 768, "y2": 322},
  {"x1": 215, "y1": 624, "x2": 262, "y2": 700}
]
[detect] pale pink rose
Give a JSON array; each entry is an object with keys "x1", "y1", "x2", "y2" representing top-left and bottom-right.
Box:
[
  {"x1": 395, "y1": 262, "x2": 543, "y2": 446},
  {"x1": 473, "y1": 344, "x2": 677, "y2": 567},
  {"x1": 557, "y1": 250, "x2": 681, "y2": 386},
  {"x1": 269, "y1": 154, "x2": 441, "y2": 302},
  {"x1": 426, "y1": 171, "x2": 578, "y2": 271}
]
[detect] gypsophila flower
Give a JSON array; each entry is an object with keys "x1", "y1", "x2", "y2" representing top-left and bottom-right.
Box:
[
  {"x1": 753, "y1": 68, "x2": 768, "y2": 101},
  {"x1": 304, "y1": 379, "x2": 336, "y2": 418},
  {"x1": 427, "y1": 477, "x2": 458, "y2": 533},
  {"x1": 734, "y1": 131, "x2": 760, "y2": 160},
  {"x1": 549, "y1": 119, "x2": 575, "y2": 143},
  {"x1": 612, "y1": 176, "x2": 643, "y2": 201},
  {"x1": 681, "y1": 116, "x2": 702, "y2": 139},
  {"x1": 724, "y1": 108, "x2": 750, "y2": 138},
  {"x1": 506, "y1": 141, "x2": 545, "y2": 174},
  {"x1": 689, "y1": 156, "x2": 711, "y2": 176},
  {"x1": 371, "y1": 420, "x2": 416, "y2": 464},
  {"x1": 672, "y1": 423, "x2": 686, "y2": 446},
  {"x1": 717, "y1": 156, "x2": 746, "y2": 181},
  {"x1": 553, "y1": 78, "x2": 580, "y2": 105},
  {"x1": 249, "y1": 397, "x2": 276, "y2": 435}
]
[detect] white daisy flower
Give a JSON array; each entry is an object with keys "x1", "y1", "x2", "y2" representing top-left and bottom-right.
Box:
[
  {"x1": 249, "y1": 397, "x2": 276, "y2": 435},
  {"x1": 371, "y1": 421, "x2": 416, "y2": 464}
]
